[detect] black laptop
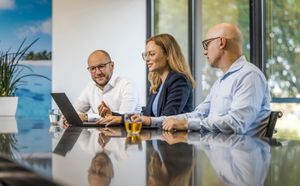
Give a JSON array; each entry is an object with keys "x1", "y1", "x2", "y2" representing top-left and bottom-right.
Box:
[{"x1": 51, "y1": 92, "x2": 104, "y2": 127}]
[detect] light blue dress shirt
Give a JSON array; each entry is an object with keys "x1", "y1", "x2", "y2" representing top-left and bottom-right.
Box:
[
  {"x1": 152, "y1": 84, "x2": 164, "y2": 117},
  {"x1": 151, "y1": 56, "x2": 271, "y2": 135}
]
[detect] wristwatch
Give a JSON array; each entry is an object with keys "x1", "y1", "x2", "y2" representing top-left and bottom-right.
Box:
[{"x1": 84, "y1": 114, "x2": 88, "y2": 121}]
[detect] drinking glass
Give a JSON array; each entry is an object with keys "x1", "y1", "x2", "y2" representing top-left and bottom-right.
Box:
[
  {"x1": 124, "y1": 112, "x2": 142, "y2": 135},
  {"x1": 49, "y1": 109, "x2": 61, "y2": 125}
]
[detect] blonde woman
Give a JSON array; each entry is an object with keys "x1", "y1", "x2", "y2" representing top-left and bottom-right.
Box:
[
  {"x1": 142, "y1": 33, "x2": 195, "y2": 117},
  {"x1": 98, "y1": 33, "x2": 195, "y2": 125}
]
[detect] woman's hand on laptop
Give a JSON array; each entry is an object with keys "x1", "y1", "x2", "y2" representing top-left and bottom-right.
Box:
[{"x1": 96, "y1": 116, "x2": 122, "y2": 127}]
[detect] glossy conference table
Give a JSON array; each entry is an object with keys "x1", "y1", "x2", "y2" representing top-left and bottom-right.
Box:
[{"x1": 1, "y1": 116, "x2": 300, "y2": 186}]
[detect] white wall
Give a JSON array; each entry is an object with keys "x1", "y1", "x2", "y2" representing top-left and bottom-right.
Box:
[
  {"x1": 52, "y1": 0, "x2": 147, "y2": 106},
  {"x1": 52, "y1": 0, "x2": 146, "y2": 184}
]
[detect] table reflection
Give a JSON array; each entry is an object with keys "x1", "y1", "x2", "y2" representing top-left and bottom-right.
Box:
[
  {"x1": 50, "y1": 127, "x2": 273, "y2": 186},
  {"x1": 0, "y1": 133, "x2": 17, "y2": 158},
  {"x1": 88, "y1": 151, "x2": 114, "y2": 186},
  {"x1": 78, "y1": 128, "x2": 128, "y2": 160},
  {"x1": 194, "y1": 133, "x2": 270, "y2": 186},
  {"x1": 125, "y1": 134, "x2": 142, "y2": 151},
  {"x1": 0, "y1": 117, "x2": 18, "y2": 159},
  {"x1": 146, "y1": 139, "x2": 194, "y2": 186},
  {"x1": 1, "y1": 116, "x2": 299, "y2": 186}
]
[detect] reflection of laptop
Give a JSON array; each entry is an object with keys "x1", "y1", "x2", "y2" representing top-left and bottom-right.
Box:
[
  {"x1": 51, "y1": 93, "x2": 102, "y2": 127},
  {"x1": 53, "y1": 127, "x2": 83, "y2": 156}
]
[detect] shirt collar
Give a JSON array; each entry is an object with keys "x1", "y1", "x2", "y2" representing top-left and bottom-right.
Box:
[
  {"x1": 220, "y1": 55, "x2": 246, "y2": 80},
  {"x1": 107, "y1": 73, "x2": 118, "y2": 88}
]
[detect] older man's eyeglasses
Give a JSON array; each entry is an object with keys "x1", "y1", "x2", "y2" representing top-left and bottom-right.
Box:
[
  {"x1": 202, "y1": 37, "x2": 221, "y2": 50},
  {"x1": 87, "y1": 61, "x2": 112, "y2": 73}
]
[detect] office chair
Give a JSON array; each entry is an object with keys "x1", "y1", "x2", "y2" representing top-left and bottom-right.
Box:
[{"x1": 265, "y1": 111, "x2": 283, "y2": 138}]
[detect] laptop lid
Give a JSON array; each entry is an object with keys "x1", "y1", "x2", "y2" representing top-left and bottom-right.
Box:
[{"x1": 51, "y1": 93, "x2": 100, "y2": 127}]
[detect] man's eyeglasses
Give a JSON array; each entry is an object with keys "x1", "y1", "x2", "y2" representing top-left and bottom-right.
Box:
[
  {"x1": 87, "y1": 61, "x2": 112, "y2": 73},
  {"x1": 202, "y1": 37, "x2": 221, "y2": 50}
]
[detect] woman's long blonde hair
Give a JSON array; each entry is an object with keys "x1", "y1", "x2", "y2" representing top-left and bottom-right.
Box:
[{"x1": 146, "y1": 33, "x2": 195, "y2": 93}]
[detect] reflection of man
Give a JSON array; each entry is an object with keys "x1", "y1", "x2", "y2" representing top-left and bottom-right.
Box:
[
  {"x1": 79, "y1": 128, "x2": 126, "y2": 186},
  {"x1": 88, "y1": 152, "x2": 114, "y2": 186},
  {"x1": 74, "y1": 50, "x2": 140, "y2": 121},
  {"x1": 78, "y1": 128, "x2": 126, "y2": 161},
  {"x1": 199, "y1": 133, "x2": 270, "y2": 186},
  {"x1": 147, "y1": 23, "x2": 271, "y2": 135}
]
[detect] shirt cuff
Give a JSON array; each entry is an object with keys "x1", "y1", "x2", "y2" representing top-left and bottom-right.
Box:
[
  {"x1": 87, "y1": 113, "x2": 101, "y2": 121},
  {"x1": 150, "y1": 116, "x2": 167, "y2": 128},
  {"x1": 186, "y1": 132, "x2": 203, "y2": 145},
  {"x1": 187, "y1": 117, "x2": 202, "y2": 131}
]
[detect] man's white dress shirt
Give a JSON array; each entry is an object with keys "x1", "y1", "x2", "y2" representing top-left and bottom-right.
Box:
[{"x1": 74, "y1": 74, "x2": 140, "y2": 121}]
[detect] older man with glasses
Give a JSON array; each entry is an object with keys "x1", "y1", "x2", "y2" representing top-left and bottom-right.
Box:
[
  {"x1": 73, "y1": 50, "x2": 140, "y2": 122},
  {"x1": 143, "y1": 23, "x2": 271, "y2": 136}
]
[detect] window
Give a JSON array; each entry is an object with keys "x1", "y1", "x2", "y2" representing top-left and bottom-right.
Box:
[
  {"x1": 196, "y1": 0, "x2": 250, "y2": 104},
  {"x1": 266, "y1": 0, "x2": 300, "y2": 139},
  {"x1": 149, "y1": 0, "x2": 300, "y2": 139},
  {"x1": 154, "y1": 0, "x2": 189, "y2": 59},
  {"x1": 149, "y1": 0, "x2": 250, "y2": 105}
]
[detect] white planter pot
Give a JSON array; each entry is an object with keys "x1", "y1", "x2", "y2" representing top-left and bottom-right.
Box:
[
  {"x1": 0, "y1": 117, "x2": 18, "y2": 133},
  {"x1": 0, "y1": 97, "x2": 18, "y2": 116}
]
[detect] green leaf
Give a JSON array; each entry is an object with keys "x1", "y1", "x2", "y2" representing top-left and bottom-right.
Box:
[{"x1": 0, "y1": 38, "x2": 51, "y2": 96}]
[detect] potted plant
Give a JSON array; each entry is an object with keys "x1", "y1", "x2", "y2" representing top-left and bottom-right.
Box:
[{"x1": 0, "y1": 39, "x2": 50, "y2": 116}]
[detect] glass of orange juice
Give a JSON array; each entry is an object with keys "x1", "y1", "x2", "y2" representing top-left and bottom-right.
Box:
[{"x1": 124, "y1": 113, "x2": 142, "y2": 135}]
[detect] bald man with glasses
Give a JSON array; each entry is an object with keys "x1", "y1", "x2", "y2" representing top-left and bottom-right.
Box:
[
  {"x1": 74, "y1": 50, "x2": 140, "y2": 122},
  {"x1": 142, "y1": 23, "x2": 271, "y2": 136}
]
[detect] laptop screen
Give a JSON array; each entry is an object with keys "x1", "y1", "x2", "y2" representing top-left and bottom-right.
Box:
[{"x1": 51, "y1": 93, "x2": 84, "y2": 126}]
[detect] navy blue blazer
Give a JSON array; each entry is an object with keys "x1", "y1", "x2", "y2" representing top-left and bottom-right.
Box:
[{"x1": 143, "y1": 71, "x2": 193, "y2": 117}]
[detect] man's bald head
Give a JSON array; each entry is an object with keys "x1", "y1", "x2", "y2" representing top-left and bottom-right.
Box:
[
  {"x1": 206, "y1": 23, "x2": 243, "y2": 55},
  {"x1": 88, "y1": 50, "x2": 111, "y2": 65}
]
